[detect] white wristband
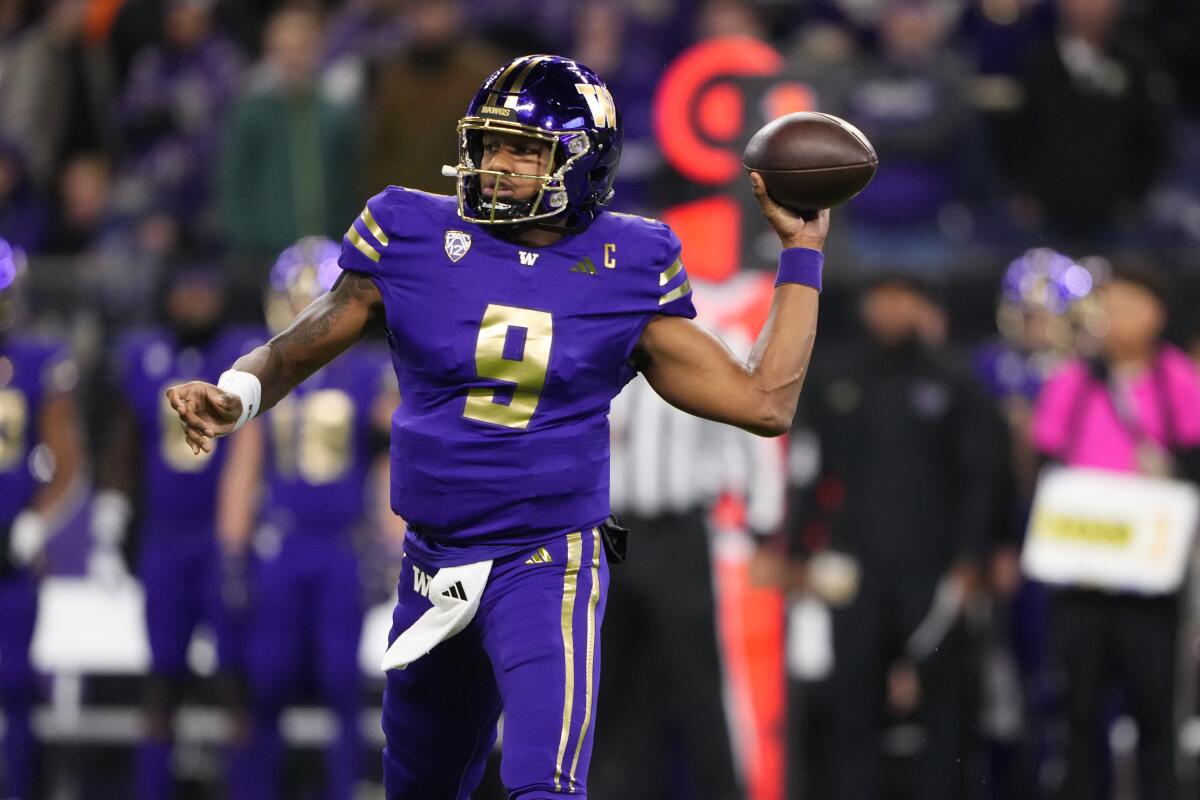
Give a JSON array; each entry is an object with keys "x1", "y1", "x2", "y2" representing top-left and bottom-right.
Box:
[{"x1": 217, "y1": 370, "x2": 262, "y2": 435}]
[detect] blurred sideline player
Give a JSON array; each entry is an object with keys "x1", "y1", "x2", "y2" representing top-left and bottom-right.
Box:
[
  {"x1": 167, "y1": 55, "x2": 826, "y2": 799},
  {"x1": 218, "y1": 238, "x2": 394, "y2": 800},
  {"x1": 0, "y1": 239, "x2": 85, "y2": 800},
  {"x1": 89, "y1": 266, "x2": 261, "y2": 800}
]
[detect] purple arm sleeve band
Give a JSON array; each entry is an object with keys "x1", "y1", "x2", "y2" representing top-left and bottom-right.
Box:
[{"x1": 775, "y1": 248, "x2": 824, "y2": 292}]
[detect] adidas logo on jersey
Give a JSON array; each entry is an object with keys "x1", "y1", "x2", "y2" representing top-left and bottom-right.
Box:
[
  {"x1": 524, "y1": 547, "x2": 553, "y2": 565},
  {"x1": 519, "y1": 251, "x2": 540, "y2": 266},
  {"x1": 442, "y1": 581, "x2": 468, "y2": 601},
  {"x1": 570, "y1": 257, "x2": 597, "y2": 276}
]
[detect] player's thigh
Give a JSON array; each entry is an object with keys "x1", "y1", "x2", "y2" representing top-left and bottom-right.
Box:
[
  {"x1": 246, "y1": 546, "x2": 306, "y2": 699},
  {"x1": 140, "y1": 537, "x2": 206, "y2": 674},
  {"x1": 382, "y1": 555, "x2": 501, "y2": 800},
  {"x1": 201, "y1": 542, "x2": 249, "y2": 672},
  {"x1": 482, "y1": 528, "x2": 610, "y2": 798},
  {"x1": 0, "y1": 572, "x2": 38, "y2": 695},
  {"x1": 313, "y1": 542, "x2": 363, "y2": 698}
]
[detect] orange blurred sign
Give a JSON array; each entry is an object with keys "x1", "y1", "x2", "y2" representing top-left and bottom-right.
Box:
[{"x1": 653, "y1": 37, "x2": 814, "y2": 282}]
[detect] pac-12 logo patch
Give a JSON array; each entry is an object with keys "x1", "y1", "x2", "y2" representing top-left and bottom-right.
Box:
[{"x1": 444, "y1": 230, "x2": 472, "y2": 263}]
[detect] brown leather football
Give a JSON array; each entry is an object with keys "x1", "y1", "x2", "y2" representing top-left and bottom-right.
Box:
[{"x1": 742, "y1": 112, "x2": 878, "y2": 214}]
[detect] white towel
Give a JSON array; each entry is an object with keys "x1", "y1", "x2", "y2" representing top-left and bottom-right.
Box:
[{"x1": 380, "y1": 560, "x2": 493, "y2": 671}]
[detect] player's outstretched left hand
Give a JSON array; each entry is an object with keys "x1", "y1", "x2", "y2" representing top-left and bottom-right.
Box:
[
  {"x1": 165, "y1": 381, "x2": 241, "y2": 455},
  {"x1": 748, "y1": 171, "x2": 830, "y2": 253}
]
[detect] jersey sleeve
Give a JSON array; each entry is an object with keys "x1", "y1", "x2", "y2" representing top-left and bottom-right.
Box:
[
  {"x1": 650, "y1": 224, "x2": 697, "y2": 320},
  {"x1": 338, "y1": 187, "x2": 409, "y2": 278}
]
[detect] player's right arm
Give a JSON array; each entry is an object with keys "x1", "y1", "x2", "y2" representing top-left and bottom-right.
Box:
[
  {"x1": 635, "y1": 173, "x2": 826, "y2": 437},
  {"x1": 167, "y1": 271, "x2": 385, "y2": 455}
]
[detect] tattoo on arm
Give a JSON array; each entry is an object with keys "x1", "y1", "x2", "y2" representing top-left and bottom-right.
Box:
[
  {"x1": 278, "y1": 272, "x2": 381, "y2": 351},
  {"x1": 243, "y1": 271, "x2": 384, "y2": 411}
]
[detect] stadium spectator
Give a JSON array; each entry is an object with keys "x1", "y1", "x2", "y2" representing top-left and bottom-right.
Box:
[
  {"x1": 781, "y1": 275, "x2": 998, "y2": 800},
  {"x1": 0, "y1": 241, "x2": 85, "y2": 800},
  {"x1": 363, "y1": 0, "x2": 503, "y2": 196},
  {"x1": 570, "y1": 1, "x2": 691, "y2": 213},
  {"x1": 819, "y1": 0, "x2": 984, "y2": 273},
  {"x1": 117, "y1": 0, "x2": 244, "y2": 247},
  {"x1": 45, "y1": 152, "x2": 115, "y2": 255},
  {"x1": 1001, "y1": 0, "x2": 1174, "y2": 248},
  {"x1": 219, "y1": 5, "x2": 360, "y2": 264},
  {"x1": 593, "y1": 328, "x2": 784, "y2": 800},
  {"x1": 1031, "y1": 262, "x2": 1200, "y2": 800},
  {"x1": 0, "y1": 0, "x2": 105, "y2": 190},
  {"x1": 0, "y1": 140, "x2": 48, "y2": 254}
]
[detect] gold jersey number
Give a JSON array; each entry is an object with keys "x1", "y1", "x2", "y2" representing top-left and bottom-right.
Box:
[
  {"x1": 463, "y1": 304, "x2": 554, "y2": 430},
  {"x1": 0, "y1": 388, "x2": 29, "y2": 472},
  {"x1": 271, "y1": 389, "x2": 355, "y2": 484}
]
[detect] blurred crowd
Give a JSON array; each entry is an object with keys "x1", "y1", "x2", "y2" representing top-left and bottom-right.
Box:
[{"x1": 4, "y1": 0, "x2": 1200, "y2": 799}]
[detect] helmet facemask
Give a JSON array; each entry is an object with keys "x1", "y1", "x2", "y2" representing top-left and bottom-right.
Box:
[{"x1": 451, "y1": 118, "x2": 592, "y2": 225}]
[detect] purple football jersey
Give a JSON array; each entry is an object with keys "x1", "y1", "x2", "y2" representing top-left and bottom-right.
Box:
[
  {"x1": 339, "y1": 188, "x2": 696, "y2": 566},
  {"x1": 0, "y1": 336, "x2": 71, "y2": 524},
  {"x1": 260, "y1": 345, "x2": 389, "y2": 538},
  {"x1": 119, "y1": 327, "x2": 264, "y2": 539}
]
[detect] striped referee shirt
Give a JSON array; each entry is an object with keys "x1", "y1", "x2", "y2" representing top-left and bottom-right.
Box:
[{"x1": 609, "y1": 374, "x2": 785, "y2": 536}]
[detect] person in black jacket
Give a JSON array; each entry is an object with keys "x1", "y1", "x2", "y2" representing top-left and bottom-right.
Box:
[
  {"x1": 1001, "y1": 0, "x2": 1173, "y2": 248},
  {"x1": 783, "y1": 275, "x2": 998, "y2": 800}
]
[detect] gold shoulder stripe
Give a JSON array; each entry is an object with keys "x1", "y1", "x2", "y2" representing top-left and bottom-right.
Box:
[
  {"x1": 659, "y1": 279, "x2": 692, "y2": 305},
  {"x1": 346, "y1": 226, "x2": 381, "y2": 263},
  {"x1": 554, "y1": 532, "x2": 584, "y2": 791},
  {"x1": 360, "y1": 207, "x2": 389, "y2": 247},
  {"x1": 659, "y1": 259, "x2": 684, "y2": 287}
]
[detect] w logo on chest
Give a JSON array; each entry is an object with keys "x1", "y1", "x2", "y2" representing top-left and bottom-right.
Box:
[{"x1": 518, "y1": 251, "x2": 540, "y2": 266}]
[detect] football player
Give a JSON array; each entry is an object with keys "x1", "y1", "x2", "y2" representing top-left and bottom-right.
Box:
[
  {"x1": 217, "y1": 238, "x2": 393, "y2": 800},
  {"x1": 90, "y1": 265, "x2": 261, "y2": 800},
  {"x1": 168, "y1": 55, "x2": 825, "y2": 799},
  {"x1": 0, "y1": 240, "x2": 84, "y2": 800}
]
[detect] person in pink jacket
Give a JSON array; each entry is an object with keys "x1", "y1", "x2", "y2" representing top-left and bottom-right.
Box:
[{"x1": 1032, "y1": 261, "x2": 1200, "y2": 800}]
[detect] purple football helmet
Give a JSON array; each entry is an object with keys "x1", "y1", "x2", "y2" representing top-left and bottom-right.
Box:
[
  {"x1": 446, "y1": 54, "x2": 623, "y2": 227},
  {"x1": 0, "y1": 238, "x2": 28, "y2": 335},
  {"x1": 265, "y1": 236, "x2": 343, "y2": 334}
]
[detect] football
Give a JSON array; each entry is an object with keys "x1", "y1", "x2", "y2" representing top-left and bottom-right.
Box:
[{"x1": 742, "y1": 112, "x2": 878, "y2": 216}]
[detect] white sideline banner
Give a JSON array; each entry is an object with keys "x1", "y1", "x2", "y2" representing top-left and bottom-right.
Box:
[
  {"x1": 31, "y1": 578, "x2": 396, "y2": 677},
  {"x1": 1022, "y1": 466, "x2": 1200, "y2": 594}
]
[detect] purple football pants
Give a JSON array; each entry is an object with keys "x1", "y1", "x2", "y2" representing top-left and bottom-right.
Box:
[
  {"x1": 137, "y1": 534, "x2": 245, "y2": 800},
  {"x1": 139, "y1": 535, "x2": 239, "y2": 675},
  {"x1": 0, "y1": 570, "x2": 38, "y2": 800},
  {"x1": 229, "y1": 533, "x2": 363, "y2": 800},
  {"x1": 382, "y1": 526, "x2": 609, "y2": 800}
]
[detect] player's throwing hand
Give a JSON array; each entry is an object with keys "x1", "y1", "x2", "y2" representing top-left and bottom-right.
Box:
[
  {"x1": 165, "y1": 381, "x2": 241, "y2": 455},
  {"x1": 748, "y1": 172, "x2": 830, "y2": 252}
]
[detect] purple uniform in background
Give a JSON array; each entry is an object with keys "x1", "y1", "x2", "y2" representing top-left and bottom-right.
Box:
[
  {"x1": 118, "y1": 326, "x2": 262, "y2": 800},
  {"x1": 234, "y1": 345, "x2": 388, "y2": 800},
  {"x1": 0, "y1": 335, "x2": 70, "y2": 800},
  {"x1": 118, "y1": 327, "x2": 264, "y2": 675},
  {"x1": 339, "y1": 187, "x2": 694, "y2": 798}
]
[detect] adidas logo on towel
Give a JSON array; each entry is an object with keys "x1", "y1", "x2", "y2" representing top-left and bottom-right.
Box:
[
  {"x1": 524, "y1": 547, "x2": 552, "y2": 565},
  {"x1": 442, "y1": 581, "x2": 468, "y2": 601}
]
